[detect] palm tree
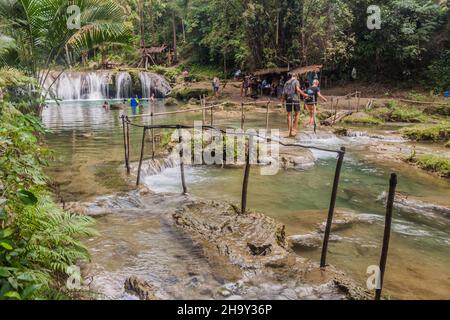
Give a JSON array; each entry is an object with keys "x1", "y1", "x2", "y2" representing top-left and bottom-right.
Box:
[{"x1": 0, "y1": 0, "x2": 131, "y2": 114}]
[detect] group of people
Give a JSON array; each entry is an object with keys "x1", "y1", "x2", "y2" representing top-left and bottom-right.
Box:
[{"x1": 281, "y1": 73, "x2": 327, "y2": 137}]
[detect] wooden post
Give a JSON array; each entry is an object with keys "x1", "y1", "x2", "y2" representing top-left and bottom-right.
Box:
[
  {"x1": 150, "y1": 102, "x2": 155, "y2": 159},
  {"x1": 136, "y1": 128, "x2": 147, "y2": 186},
  {"x1": 320, "y1": 147, "x2": 346, "y2": 268},
  {"x1": 375, "y1": 173, "x2": 397, "y2": 300},
  {"x1": 178, "y1": 129, "x2": 187, "y2": 194},
  {"x1": 241, "y1": 136, "x2": 252, "y2": 214},
  {"x1": 357, "y1": 92, "x2": 361, "y2": 113},
  {"x1": 210, "y1": 106, "x2": 214, "y2": 126},
  {"x1": 265, "y1": 101, "x2": 270, "y2": 133},
  {"x1": 126, "y1": 118, "x2": 131, "y2": 174},
  {"x1": 121, "y1": 115, "x2": 129, "y2": 172},
  {"x1": 241, "y1": 102, "x2": 244, "y2": 130},
  {"x1": 202, "y1": 96, "x2": 206, "y2": 125}
]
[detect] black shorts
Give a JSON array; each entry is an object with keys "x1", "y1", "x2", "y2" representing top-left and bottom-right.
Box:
[{"x1": 285, "y1": 98, "x2": 300, "y2": 112}]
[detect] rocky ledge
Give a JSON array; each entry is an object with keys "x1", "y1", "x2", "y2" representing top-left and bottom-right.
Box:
[{"x1": 172, "y1": 198, "x2": 371, "y2": 300}]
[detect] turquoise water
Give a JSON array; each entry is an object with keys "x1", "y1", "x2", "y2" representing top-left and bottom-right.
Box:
[{"x1": 43, "y1": 100, "x2": 450, "y2": 299}]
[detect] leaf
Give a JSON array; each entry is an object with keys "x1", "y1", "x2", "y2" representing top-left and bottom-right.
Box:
[
  {"x1": 3, "y1": 291, "x2": 21, "y2": 300},
  {"x1": 16, "y1": 189, "x2": 37, "y2": 205},
  {"x1": 0, "y1": 267, "x2": 11, "y2": 278},
  {"x1": 0, "y1": 227, "x2": 14, "y2": 239},
  {"x1": 0, "y1": 208, "x2": 7, "y2": 220},
  {"x1": 0, "y1": 242, "x2": 13, "y2": 250}
]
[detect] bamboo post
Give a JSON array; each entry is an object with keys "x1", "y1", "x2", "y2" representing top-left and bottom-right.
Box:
[
  {"x1": 126, "y1": 117, "x2": 131, "y2": 174},
  {"x1": 241, "y1": 102, "x2": 244, "y2": 130},
  {"x1": 357, "y1": 92, "x2": 361, "y2": 113},
  {"x1": 121, "y1": 115, "x2": 129, "y2": 172},
  {"x1": 375, "y1": 173, "x2": 397, "y2": 300},
  {"x1": 210, "y1": 105, "x2": 214, "y2": 126},
  {"x1": 265, "y1": 101, "x2": 270, "y2": 132},
  {"x1": 136, "y1": 128, "x2": 147, "y2": 186},
  {"x1": 178, "y1": 128, "x2": 187, "y2": 194},
  {"x1": 320, "y1": 146, "x2": 346, "y2": 268},
  {"x1": 202, "y1": 96, "x2": 206, "y2": 125},
  {"x1": 150, "y1": 102, "x2": 155, "y2": 159},
  {"x1": 241, "y1": 136, "x2": 252, "y2": 214}
]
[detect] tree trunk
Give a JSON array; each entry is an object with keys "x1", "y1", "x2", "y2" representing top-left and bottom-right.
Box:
[
  {"x1": 139, "y1": 0, "x2": 147, "y2": 69},
  {"x1": 182, "y1": 18, "x2": 186, "y2": 43},
  {"x1": 172, "y1": 12, "x2": 177, "y2": 63}
]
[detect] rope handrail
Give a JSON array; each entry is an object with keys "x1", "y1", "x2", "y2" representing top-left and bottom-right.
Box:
[
  {"x1": 126, "y1": 101, "x2": 227, "y2": 119},
  {"x1": 123, "y1": 120, "x2": 343, "y2": 155}
]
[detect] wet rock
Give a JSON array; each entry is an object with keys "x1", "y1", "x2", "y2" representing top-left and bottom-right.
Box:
[
  {"x1": 288, "y1": 233, "x2": 342, "y2": 249},
  {"x1": 110, "y1": 103, "x2": 127, "y2": 110},
  {"x1": 164, "y1": 97, "x2": 179, "y2": 106},
  {"x1": 247, "y1": 243, "x2": 272, "y2": 256},
  {"x1": 186, "y1": 276, "x2": 202, "y2": 289},
  {"x1": 188, "y1": 98, "x2": 200, "y2": 105},
  {"x1": 218, "y1": 288, "x2": 232, "y2": 297},
  {"x1": 279, "y1": 147, "x2": 316, "y2": 170},
  {"x1": 295, "y1": 286, "x2": 314, "y2": 298},
  {"x1": 124, "y1": 276, "x2": 159, "y2": 300},
  {"x1": 378, "y1": 191, "x2": 450, "y2": 218},
  {"x1": 281, "y1": 288, "x2": 297, "y2": 300}
]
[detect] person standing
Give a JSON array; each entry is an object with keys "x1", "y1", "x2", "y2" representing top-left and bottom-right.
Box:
[
  {"x1": 282, "y1": 73, "x2": 308, "y2": 137},
  {"x1": 212, "y1": 77, "x2": 221, "y2": 98},
  {"x1": 128, "y1": 96, "x2": 140, "y2": 114},
  {"x1": 304, "y1": 79, "x2": 327, "y2": 132}
]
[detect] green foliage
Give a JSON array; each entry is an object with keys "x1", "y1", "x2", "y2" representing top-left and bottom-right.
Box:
[
  {"x1": 424, "y1": 49, "x2": 450, "y2": 93},
  {"x1": 149, "y1": 65, "x2": 180, "y2": 83},
  {"x1": 0, "y1": 103, "x2": 95, "y2": 300},
  {"x1": 350, "y1": 0, "x2": 448, "y2": 81},
  {"x1": 171, "y1": 87, "x2": 211, "y2": 100},
  {"x1": 371, "y1": 101, "x2": 427, "y2": 122},
  {"x1": 407, "y1": 153, "x2": 450, "y2": 178},
  {"x1": 401, "y1": 123, "x2": 450, "y2": 141},
  {"x1": 0, "y1": 0, "x2": 131, "y2": 112},
  {"x1": 424, "y1": 104, "x2": 450, "y2": 116}
]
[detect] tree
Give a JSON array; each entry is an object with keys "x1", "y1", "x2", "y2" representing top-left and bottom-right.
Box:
[{"x1": 0, "y1": 0, "x2": 131, "y2": 114}]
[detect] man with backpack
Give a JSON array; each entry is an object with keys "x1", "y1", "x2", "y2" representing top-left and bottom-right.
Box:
[{"x1": 282, "y1": 73, "x2": 308, "y2": 137}]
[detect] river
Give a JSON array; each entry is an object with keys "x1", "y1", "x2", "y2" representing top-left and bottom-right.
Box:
[{"x1": 42, "y1": 100, "x2": 450, "y2": 300}]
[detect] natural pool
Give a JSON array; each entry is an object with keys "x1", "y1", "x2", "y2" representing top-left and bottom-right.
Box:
[{"x1": 43, "y1": 100, "x2": 450, "y2": 299}]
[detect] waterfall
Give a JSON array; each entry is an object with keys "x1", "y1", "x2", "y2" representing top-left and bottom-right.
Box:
[
  {"x1": 139, "y1": 72, "x2": 172, "y2": 98},
  {"x1": 135, "y1": 155, "x2": 180, "y2": 178},
  {"x1": 43, "y1": 70, "x2": 171, "y2": 101},
  {"x1": 139, "y1": 72, "x2": 152, "y2": 99},
  {"x1": 56, "y1": 73, "x2": 82, "y2": 100},
  {"x1": 116, "y1": 72, "x2": 132, "y2": 100},
  {"x1": 82, "y1": 72, "x2": 109, "y2": 100}
]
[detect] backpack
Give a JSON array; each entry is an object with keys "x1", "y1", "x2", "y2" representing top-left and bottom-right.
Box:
[{"x1": 283, "y1": 79, "x2": 297, "y2": 100}]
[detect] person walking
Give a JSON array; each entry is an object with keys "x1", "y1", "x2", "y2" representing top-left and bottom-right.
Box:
[
  {"x1": 304, "y1": 79, "x2": 327, "y2": 132},
  {"x1": 212, "y1": 77, "x2": 221, "y2": 98},
  {"x1": 281, "y1": 73, "x2": 308, "y2": 137}
]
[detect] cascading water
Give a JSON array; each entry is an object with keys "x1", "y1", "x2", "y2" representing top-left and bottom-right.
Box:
[
  {"x1": 56, "y1": 73, "x2": 82, "y2": 100},
  {"x1": 115, "y1": 72, "x2": 132, "y2": 100},
  {"x1": 43, "y1": 71, "x2": 171, "y2": 101},
  {"x1": 82, "y1": 72, "x2": 110, "y2": 100},
  {"x1": 139, "y1": 72, "x2": 152, "y2": 99},
  {"x1": 139, "y1": 72, "x2": 172, "y2": 98}
]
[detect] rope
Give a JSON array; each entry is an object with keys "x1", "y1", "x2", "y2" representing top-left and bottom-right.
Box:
[{"x1": 124, "y1": 122, "x2": 343, "y2": 155}]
